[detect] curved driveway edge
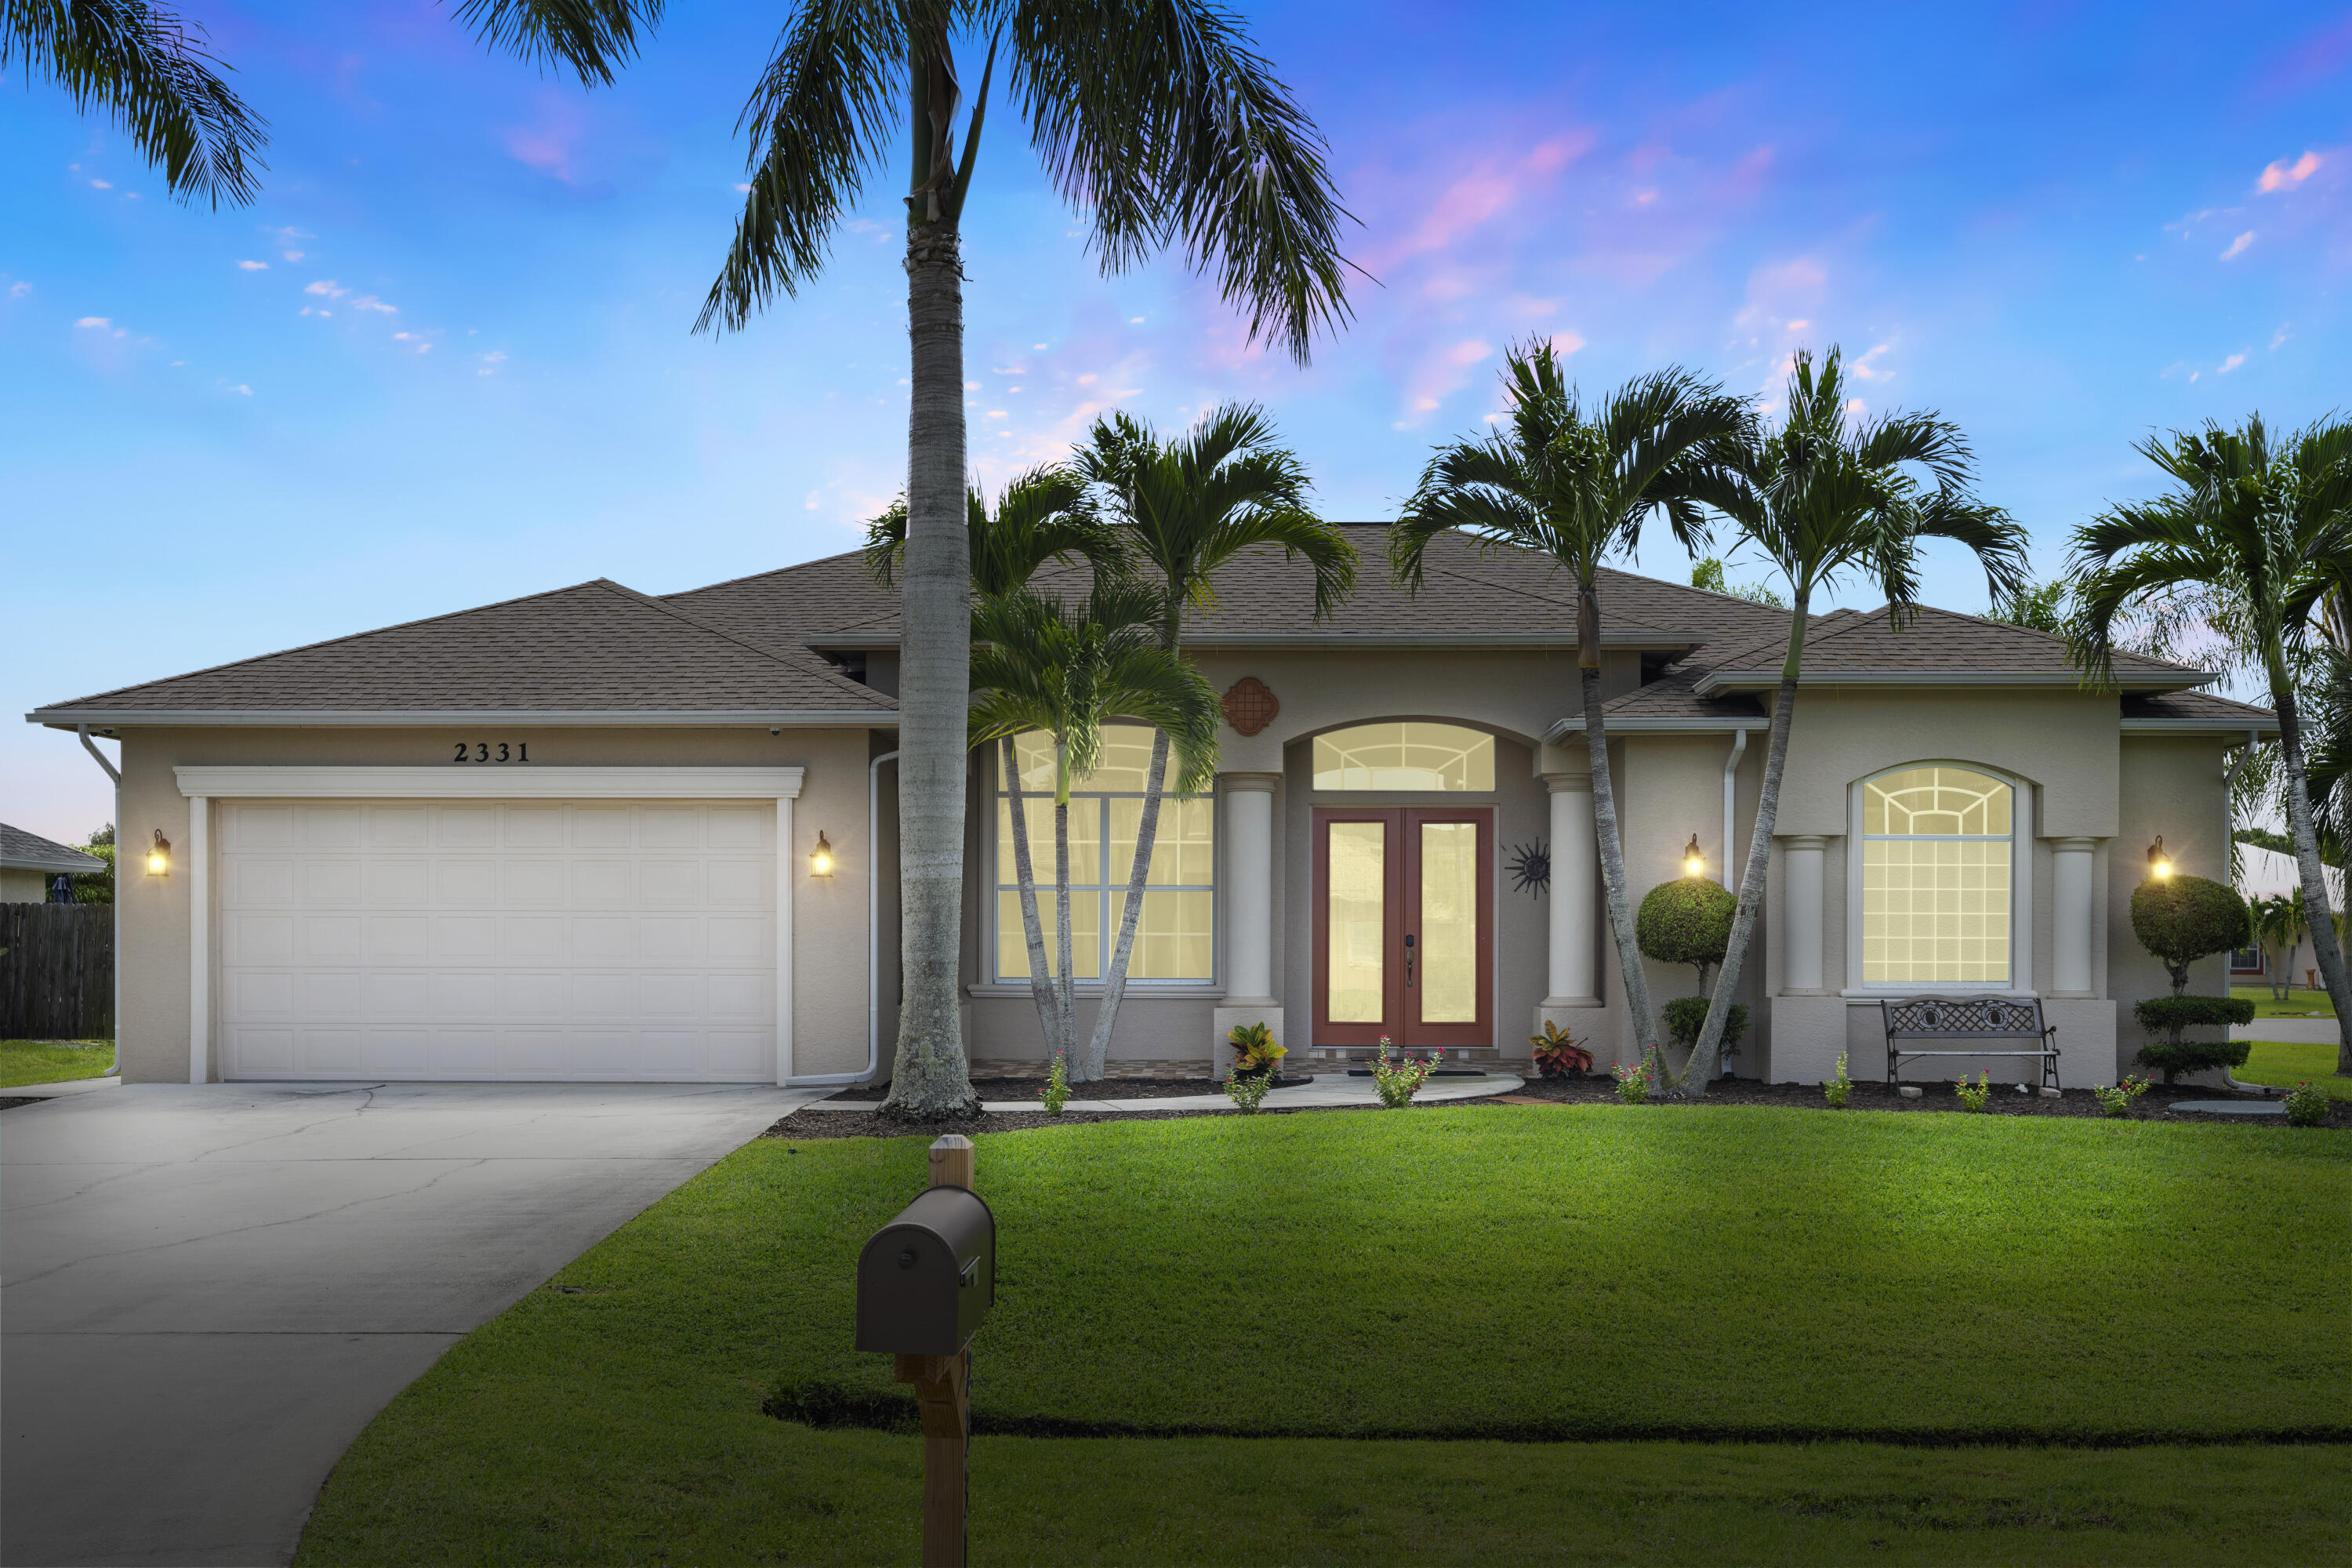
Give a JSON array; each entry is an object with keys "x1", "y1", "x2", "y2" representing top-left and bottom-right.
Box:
[{"x1": 2, "y1": 1081, "x2": 819, "y2": 1568}]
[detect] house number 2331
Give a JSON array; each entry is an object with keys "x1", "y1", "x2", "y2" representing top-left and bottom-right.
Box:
[{"x1": 452, "y1": 742, "x2": 528, "y2": 763}]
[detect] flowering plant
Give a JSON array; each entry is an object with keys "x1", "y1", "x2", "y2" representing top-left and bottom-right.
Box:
[
  {"x1": 1040, "y1": 1051, "x2": 1071, "y2": 1116},
  {"x1": 1368, "y1": 1036, "x2": 1442, "y2": 1109},
  {"x1": 1223, "y1": 1069, "x2": 1276, "y2": 1112},
  {"x1": 1955, "y1": 1071, "x2": 1992, "y2": 1112},
  {"x1": 2090, "y1": 1076, "x2": 2150, "y2": 1118},
  {"x1": 1612, "y1": 1051, "x2": 1654, "y2": 1105},
  {"x1": 1529, "y1": 1022, "x2": 1594, "y2": 1078},
  {"x1": 2283, "y1": 1080, "x2": 2328, "y2": 1127},
  {"x1": 1824, "y1": 1051, "x2": 1852, "y2": 1108}
]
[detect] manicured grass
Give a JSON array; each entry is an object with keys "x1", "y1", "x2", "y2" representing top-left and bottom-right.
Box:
[
  {"x1": 2233, "y1": 986, "x2": 2338, "y2": 1018},
  {"x1": 301, "y1": 1105, "x2": 2350, "y2": 1563},
  {"x1": 2241, "y1": 1040, "x2": 2352, "y2": 1101},
  {"x1": 0, "y1": 1039, "x2": 114, "y2": 1087}
]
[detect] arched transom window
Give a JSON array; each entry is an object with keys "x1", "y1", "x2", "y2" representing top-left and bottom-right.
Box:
[
  {"x1": 1312, "y1": 723, "x2": 1495, "y2": 792},
  {"x1": 1860, "y1": 765, "x2": 2014, "y2": 987}
]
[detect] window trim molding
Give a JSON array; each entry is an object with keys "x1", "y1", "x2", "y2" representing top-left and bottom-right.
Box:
[
  {"x1": 1845, "y1": 761, "x2": 2034, "y2": 994},
  {"x1": 981, "y1": 737, "x2": 1221, "y2": 992}
]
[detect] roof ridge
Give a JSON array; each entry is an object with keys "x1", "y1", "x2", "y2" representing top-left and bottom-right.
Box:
[
  {"x1": 666, "y1": 546, "x2": 872, "y2": 601},
  {"x1": 1892, "y1": 600, "x2": 2206, "y2": 676},
  {"x1": 591, "y1": 579, "x2": 891, "y2": 706},
  {"x1": 45, "y1": 579, "x2": 633, "y2": 710}
]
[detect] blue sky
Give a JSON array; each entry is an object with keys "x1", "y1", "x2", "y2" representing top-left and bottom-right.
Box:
[{"x1": 6, "y1": 0, "x2": 2350, "y2": 841}]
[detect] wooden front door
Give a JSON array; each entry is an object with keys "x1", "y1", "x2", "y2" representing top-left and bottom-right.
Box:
[{"x1": 1312, "y1": 807, "x2": 1493, "y2": 1050}]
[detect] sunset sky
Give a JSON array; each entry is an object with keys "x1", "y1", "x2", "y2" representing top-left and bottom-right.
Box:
[{"x1": 7, "y1": 0, "x2": 2351, "y2": 840}]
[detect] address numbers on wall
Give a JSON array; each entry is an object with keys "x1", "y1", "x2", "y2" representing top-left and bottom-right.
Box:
[{"x1": 452, "y1": 742, "x2": 530, "y2": 763}]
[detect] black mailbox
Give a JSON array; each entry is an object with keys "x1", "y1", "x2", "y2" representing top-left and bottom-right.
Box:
[{"x1": 855, "y1": 1185, "x2": 996, "y2": 1355}]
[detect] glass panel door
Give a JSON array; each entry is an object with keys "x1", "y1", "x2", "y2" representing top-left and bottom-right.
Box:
[
  {"x1": 1327, "y1": 821, "x2": 1388, "y2": 1022},
  {"x1": 1416, "y1": 821, "x2": 1479, "y2": 1023},
  {"x1": 1313, "y1": 808, "x2": 1491, "y2": 1049}
]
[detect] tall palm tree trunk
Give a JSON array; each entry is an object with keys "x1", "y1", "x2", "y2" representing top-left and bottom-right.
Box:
[
  {"x1": 1053, "y1": 744, "x2": 1077, "y2": 1062},
  {"x1": 1000, "y1": 737, "x2": 1061, "y2": 1052},
  {"x1": 2271, "y1": 672, "x2": 2352, "y2": 1073},
  {"x1": 1577, "y1": 590, "x2": 1659, "y2": 1070},
  {"x1": 1083, "y1": 727, "x2": 1171, "y2": 1081},
  {"x1": 1681, "y1": 604, "x2": 1809, "y2": 1094},
  {"x1": 882, "y1": 221, "x2": 978, "y2": 1116}
]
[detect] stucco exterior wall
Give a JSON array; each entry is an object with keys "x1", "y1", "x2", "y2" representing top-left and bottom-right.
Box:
[
  {"x1": 2, "y1": 868, "x2": 56, "y2": 903},
  {"x1": 103, "y1": 723, "x2": 880, "y2": 1083},
  {"x1": 2114, "y1": 734, "x2": 2235, "y2": 1083}
]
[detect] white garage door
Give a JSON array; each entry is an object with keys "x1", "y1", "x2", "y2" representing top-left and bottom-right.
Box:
[{"x1": 216, "y1": 800, "x2": 777, "y2": 1081}]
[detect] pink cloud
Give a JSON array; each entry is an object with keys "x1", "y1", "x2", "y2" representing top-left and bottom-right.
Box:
[
  {"x1": 1374, "y1": 132, "x2": 1595, "y2": 270},
  {"x1": 2257, "y1": 151, "x2": 2322, "y2": 192}
]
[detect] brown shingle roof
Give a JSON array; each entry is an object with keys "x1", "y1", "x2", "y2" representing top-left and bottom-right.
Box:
[
  {"x1": 2122, "y1": 689, "x2": 2279, "y2": 729},
  {"x1": 1690, "y1": 603, "x2": 2209, "y2": 690},
  {"x1": 1, "y1": 822, "x2": 108, "y2": 873},
  {"x1": 33, "y1": 579, "x2": 895, "y2": 719}
]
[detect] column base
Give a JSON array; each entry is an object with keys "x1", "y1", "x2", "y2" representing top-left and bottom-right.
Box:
[
  {"x1": 1769, "y1": 994, "x2": 1849, "y2": 1086},
  {"x1": 1212, "y1": 1004, "x2": 1285, "y2": 1080}
]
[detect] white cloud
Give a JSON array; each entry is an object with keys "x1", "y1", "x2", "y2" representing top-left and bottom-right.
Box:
[
  {"x1": 236, "y1": 260, "x2": 268, "y2": 270},
  {"x1": 1849, "y1": 342, "x2": 1896, "y2": 382},
  {"x1": 89, "y1": 179, "x2": 111, "y2": 190},
  {"x1": 299, "y1": 306, "x2": 330, "y2": 318},
  {"x1": 305, "y1": 279, "x2": 347, "y2": 298},
  {"x1": 2219, "y1": 353, "x2": 2245, "y2": 374},
  {"x1": 282, "y1": 251, "x2": 304, "y2": 262},
  {"x1": 2221, "y1": 231, "x2": 2254, "y2": 260},
  {"x1": 476, "y1": 350, "x2": 507, "y2": 376},
  {"x1": 9, "y1": 281, "x2": 29, "y2": 299},
  {"x1": 1787, "y1": 318, "x2": 1809, "y2": 330},
  {"x1": 1033, "y1": 343, "x2": 1047, "y2": 350},
  {"x1": 1129, "y1": 316, "x2": 1145, "y2": 324},
  {"x1": 74, "y1": 316, "x2": 109, "y2": 328},
  {"x1": 351, "y1": 295, "x2": 397, "y2": 314},
  {"x1": 227, "y1": 383, "x2": 252, "y2": 395},
  {"x1": 2272, "y1": 325, "x2": 2291, "y2": 349},
  {"x1": 734, "y1": 183, "x2": 751, "y2": 193}
]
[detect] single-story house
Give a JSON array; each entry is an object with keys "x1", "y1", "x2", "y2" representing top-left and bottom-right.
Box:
[
  {"x1": 1, "y1": 822, "x2": 108, "y2": 905},
  {"x1": 27, "y1": 527, "x2": 2277, "y2": 1088}
]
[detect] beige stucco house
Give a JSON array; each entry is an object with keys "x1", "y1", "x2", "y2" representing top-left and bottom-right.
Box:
[
  {"x1": 1, "y1": 822, "x2": 108, "y2": 905},
  {"x1": 27, "y1": 528, "x2": 2275, "y2": 1089}
]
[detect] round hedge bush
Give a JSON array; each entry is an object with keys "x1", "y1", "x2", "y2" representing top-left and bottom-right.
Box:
[
  {"x1": 1637, "y1": 877, "x2": 1737, "y2": 971},
  {"x1": 2129, "y1": 874, "x2": 2250, "y2": 994}
]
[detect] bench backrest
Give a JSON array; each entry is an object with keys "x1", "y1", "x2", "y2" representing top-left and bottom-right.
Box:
[{"x1": 1881, "y1": 996, "x2": 2047, "y2": 1040}]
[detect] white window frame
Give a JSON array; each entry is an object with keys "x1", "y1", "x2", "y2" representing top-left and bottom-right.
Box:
[
  {"x1": 981, "y1": 737, "x2": 1220, "y2": 993},
  {"x1": 1846, "y1": 761, "x2": 2034, "y2": 996}
]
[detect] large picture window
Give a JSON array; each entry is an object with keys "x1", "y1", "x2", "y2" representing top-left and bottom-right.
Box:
[
  {"x1": 1312, "y1": 723, "x2": 1495, "y2": 791},
  {"x1": 993, "y1": 726, "x2": 1214, "y2": 982},
  {"x1": 1860, "y1": 765, "x2": 2015, "y2": 987}
]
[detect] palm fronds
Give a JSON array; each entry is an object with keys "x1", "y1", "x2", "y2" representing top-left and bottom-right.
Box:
[
  {"x1": 5, "y1": 0, "x2": 267, "y2": 207},
  {"x1": 451, "y1": 0, "x2": 662, "y2": 86}
]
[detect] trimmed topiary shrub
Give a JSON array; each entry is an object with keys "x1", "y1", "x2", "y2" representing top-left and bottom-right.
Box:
[
  {"x1": 2129, "y1": 874, "x2": 2250, "y2": 996},
  {"x1": 1638, "y1": 877, "x2": 1737, "y2": 987},
  {"x1": 1662, "y1": 996, "x2": 1750, "y2": 1054},
  {"x1": 2132, "y1": 996, "x2": 2257, "y2": 1083}
]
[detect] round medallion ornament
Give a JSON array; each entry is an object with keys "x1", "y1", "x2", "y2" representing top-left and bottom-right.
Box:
[{"x1": 1221, "y1": 677, "x2": 1279, "y2": 736}]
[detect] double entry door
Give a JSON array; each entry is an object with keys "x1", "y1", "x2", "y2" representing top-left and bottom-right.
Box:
[{"x1": 1312, "y1": 807, "x2": 1493, "y2": 1051}]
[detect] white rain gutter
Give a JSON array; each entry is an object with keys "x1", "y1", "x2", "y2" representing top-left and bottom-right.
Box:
[
  {"x1": 2218, "y1": 728, "x2": 2277, "y2": 1098},
  {"x1": 76, "y1": 726, "x2": 122, "y2": 1077},
  {"x1": 1722, "y1": 728, "x2": 1750, "y2": 887},
  {"x1": 786, "y1": 748, "x2": 896, "y2": 1088}
]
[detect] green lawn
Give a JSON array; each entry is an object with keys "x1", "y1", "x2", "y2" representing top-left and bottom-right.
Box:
[
  {"x1": 2233, "y1": 986, "x2": 2338, "y2": 1018},
  {"x1": 2241, "y1": 1040, "x2": 2352, "y2": 1101},
  {"x1": 300, "y1": 1106, "x2": 2351, "y2": 1565},
  {"x1": 0, "y1": 1039, "x2": 114, "y2": 1088}
]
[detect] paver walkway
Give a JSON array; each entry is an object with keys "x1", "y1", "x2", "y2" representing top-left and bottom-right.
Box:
[
  {"x1": 2, "y1": 1081, "x2": 817, "y2": 1568},
  {"x1": 802, "y1": 1072, "x2": 1526, "y2": 1113}
]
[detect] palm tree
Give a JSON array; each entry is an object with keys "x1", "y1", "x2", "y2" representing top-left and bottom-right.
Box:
[
  {"x1": 1675, "y1": 347, "x2": 2028, "y2": 1094},
  {"x1": 5, "y1": 0, "x2": 267, "y2": 206},
  {"x1": 2252, "y1": 893, "x2": 2307, "y2": 1003},
  {"x1": 970, "y1": 579, "x2": 1220, "y2": 1066},
  {"x1": 2070, "y1": 416, "x2": 2352, "y2": 1075},
  {"x1": 869, "y1": 466, "x2": 1125, "y2": 1051},
  {"x1": 456, "y1": 2, "x2": 1353, "y2": 1116},
  {"x1": 1068, "y1": 405, "x2": 1356, "y2": 1081},
  {"x1": 1389, "y1": 341, "x2": 1751, "y2": 1076}
]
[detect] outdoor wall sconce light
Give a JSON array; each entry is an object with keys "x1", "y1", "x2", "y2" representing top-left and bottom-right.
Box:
[
  {"x1": 146, "y1": 830, "x2": 171, "y2": 877},
  {"x1": 1682, "y1": 834, "x2": 1706, "y2": 878},
  {"x1": 2147, "y1": 836, "x2": 2172, "y2": 879},
  {"x1": 809, "y1": 830, "x2": 836, "y2": 878}
]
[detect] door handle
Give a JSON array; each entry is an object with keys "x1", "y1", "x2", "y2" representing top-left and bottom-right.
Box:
[{"x1": 1404, "y1": 931, "x2": 1414, "y2": 988}]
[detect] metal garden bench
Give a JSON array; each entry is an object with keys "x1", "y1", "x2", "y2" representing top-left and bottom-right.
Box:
[{"x1": 1880, "y1": 996, "x2": 2060, "y2": 1089}]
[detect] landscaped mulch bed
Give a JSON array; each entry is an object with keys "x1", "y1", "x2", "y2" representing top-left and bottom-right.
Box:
[
  {"x1": 764, "y1": 1070, "x2": 2347, "y2": 1139},
  {"x1": 1497, "y1": 1072, "x2": 2351, "y2": 1126},
  {"x1": 818, "y1": 1074, "x2": 1310, "y2": 1102}
]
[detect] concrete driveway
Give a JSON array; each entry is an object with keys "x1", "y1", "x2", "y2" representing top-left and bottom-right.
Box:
[
  {"x1": 2, "y1": 1081, "x2": 817, "y2": 1568},
  {"x1": 2234, "y1": 1017, "x2": 2346, "y2": 1045}
]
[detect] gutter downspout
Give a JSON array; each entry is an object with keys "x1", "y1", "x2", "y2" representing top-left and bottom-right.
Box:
[
  {"x1": 1722, "y1": 727, "x2": 1750, "y2": 890},
  {"x1": 786, "y1": 748, "x2": 896, "y2": 1088},
  {"x1": 77, "y1": 727, "x2": 122, "y2": 1077},
  {"x1": 2219, "y1": 728, "x2": 2277, "y2": 1097}
]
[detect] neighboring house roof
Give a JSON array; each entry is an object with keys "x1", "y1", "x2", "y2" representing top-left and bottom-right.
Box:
[
  {"x1": 28, "y1": 579, "x2": 896, "y2": 727},
  {"x1": 667, "y1": 525, "x2": 1800, "y2": 650},
  {"x1": 1, "y1": 822, "x2": 107, "y2": 875},
  {"x1": 1687, "y1": 604, "x2": 2210, "y2": 692},
  {"x1": 2121, "y1": 689, "x2": 2282, "y2": 734}
]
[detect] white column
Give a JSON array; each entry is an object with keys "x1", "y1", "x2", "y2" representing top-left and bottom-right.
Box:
[
  {"x1": 1781, "y1": 834, "x2": 1827, "y2": 994},
  {"x1": 2051, "y1": 837, "x2": 2097, "y2": 996},
  {"x1": 775, "y1": 794, "x2": 795, "y2": 1085},
  {"x1": 187, "y1": 796, "x2": 209, "y2": 1084},
  {"x1": 1219, "y1": 773, "x2": 1280, "y2": 1004},
  {"x1": 1544, "y1": 773, "x2": 1599, "y2": 1007}
]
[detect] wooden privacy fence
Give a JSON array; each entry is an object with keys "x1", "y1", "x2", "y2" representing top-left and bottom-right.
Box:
[{"x1": 0, "y1": 903, "x2": 114, "y2": 1040}]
